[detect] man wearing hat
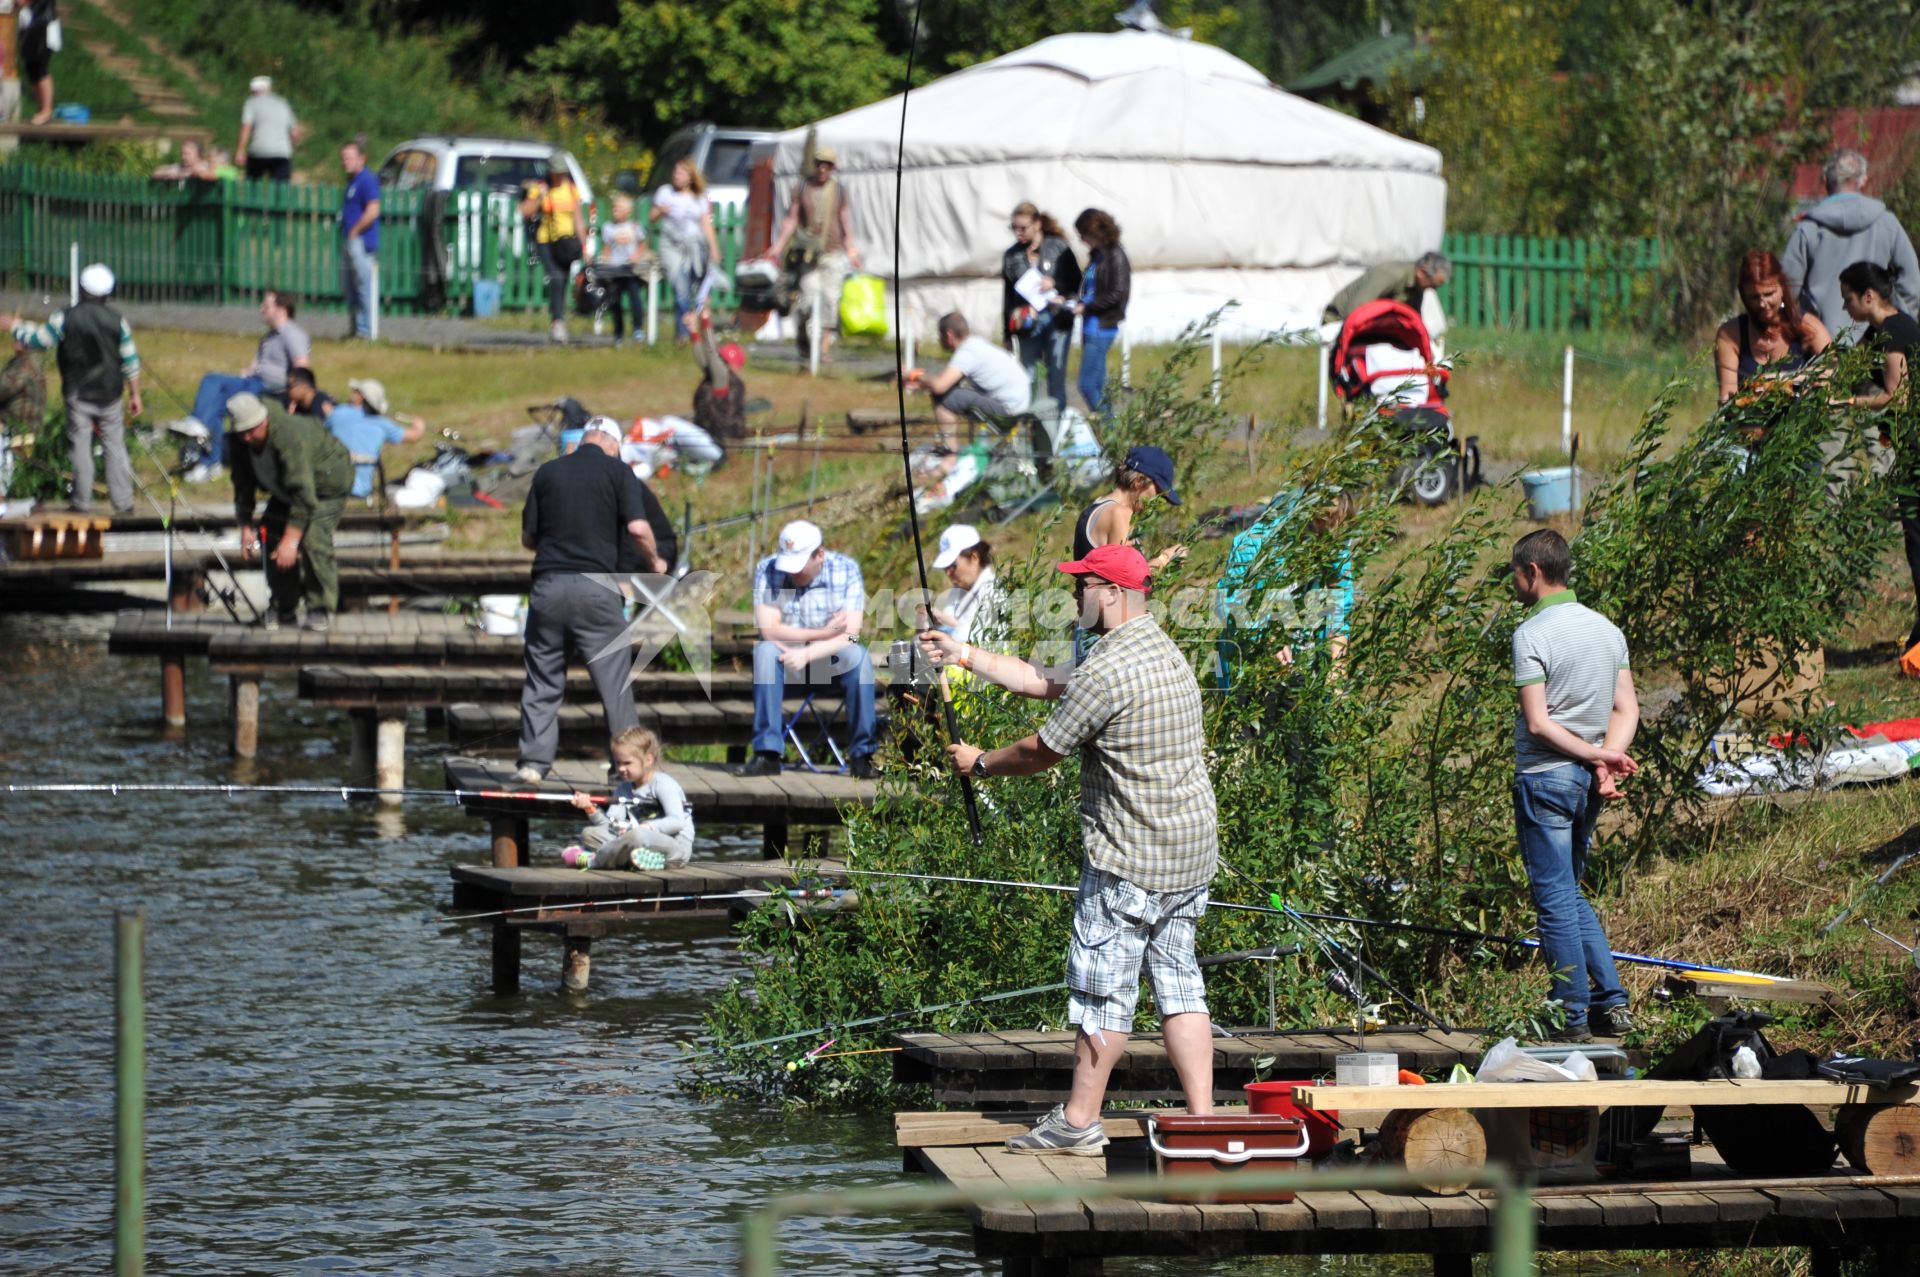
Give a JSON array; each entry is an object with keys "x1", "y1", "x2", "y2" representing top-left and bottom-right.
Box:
[
  {"x1": 322, "y1": 378, "x2": 425, "y2": 499},
  {"x1": 167, "y1": 288, "x2": 311, "y2": 480},
  {"x1": 6, "y1": 263, "x2": 143, "y2": 515},
  {"x1": 514, "y1": 416, "x2": 670, "y2": 782},
  {"x1": 743, "y1": 519, "x2": 877, "y2": 778},
  {"x1": 764, "y1": 143, "x2": 862, "y2": 360},
  {"x1": 918, "y1": 544, "x2": 1219, "y2": 1155},
  {"x1": 236, "y1": 75, "x2": 299, "y2": 183},
  {"x1": 227, "y1": 391, "x2": 354, "y2": 630}
]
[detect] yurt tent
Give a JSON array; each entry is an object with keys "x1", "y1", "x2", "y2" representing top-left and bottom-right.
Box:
[{"x1": 767, "y1": 29, "x2": 1446, "y2": 344}]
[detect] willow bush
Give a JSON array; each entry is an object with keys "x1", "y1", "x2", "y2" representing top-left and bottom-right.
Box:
[{"x1": 694, "y1": 337, "x2": 1914, "y2": 1105}]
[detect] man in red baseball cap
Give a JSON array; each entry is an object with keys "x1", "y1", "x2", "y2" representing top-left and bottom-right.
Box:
[{"x1": 918, "y1": 541, "x2": 1220, "y2": 1156}]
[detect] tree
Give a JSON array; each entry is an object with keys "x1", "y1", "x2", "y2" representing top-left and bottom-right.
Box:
[{"x1": 515, "y1": 0, "x2": 903, "y2": 143}]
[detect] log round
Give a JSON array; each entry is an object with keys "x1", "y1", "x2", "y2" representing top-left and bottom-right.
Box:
[
  {"x1": 1375, "y1": 1107, "x2": 1487, "y2": 1195},
  {"x1": 1836, "y1": 1104, "x2": 1920, "y2": 1176}
]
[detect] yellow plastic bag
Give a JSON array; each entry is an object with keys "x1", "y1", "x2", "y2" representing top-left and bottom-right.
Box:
[{"x1": 839, "y1": 273, "x2": 888, "y2": 336}]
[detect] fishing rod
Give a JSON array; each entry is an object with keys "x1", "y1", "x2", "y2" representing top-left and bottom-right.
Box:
[
  {"x1": 5, "y1": 781, "x2": 609, "y2": 804},
  {"x1": 435, "y1": 886, "x2": 847, "y2": 925},
  {"x1": 844, "y1": 866, "x2": 1791, "y2": 982},
  {"x1": 887, "y1": 8, "x2": 981, "y2": 848}
]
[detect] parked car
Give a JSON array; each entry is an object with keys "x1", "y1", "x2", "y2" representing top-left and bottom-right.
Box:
[
  {"x1": 615, "y1": 123, "x2": 776, "y2": 215},
  {"x1": 380, "y1": 137, "x2": 597, "y2": 212}
]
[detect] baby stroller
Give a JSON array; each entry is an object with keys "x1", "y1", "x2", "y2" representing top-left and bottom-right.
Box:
[{"x1": 1330, "y1": 299, "x2": 1480, "y2": 506}]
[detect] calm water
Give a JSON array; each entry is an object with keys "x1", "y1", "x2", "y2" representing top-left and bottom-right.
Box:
[{"x1": 0, "y1": 612, "x2": 1642, "y2": 1276}]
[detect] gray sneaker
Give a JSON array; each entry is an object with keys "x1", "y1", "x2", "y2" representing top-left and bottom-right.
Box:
[
  {"x1": 1006, "y1": 1103, "x2": 1108, "y2": 1156},
  {"x1": 1594, "y1": 1005, "x2": 1635, "y2": 1038}
]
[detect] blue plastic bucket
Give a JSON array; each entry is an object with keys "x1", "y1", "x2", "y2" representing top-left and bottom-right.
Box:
[
  {"x1": 1520, "y1": 466, "x2": 1576, "y2": 520},
  {"x1": 559, "y1": 428, "x2": 585, "y2": 455},
  {"x1": 471, "y1": 279, "x2": 502, "y2": 318}
]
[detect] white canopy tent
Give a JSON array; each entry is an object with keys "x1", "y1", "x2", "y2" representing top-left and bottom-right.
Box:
[{"x1": 767, "y1": 29, "x2": 1447, "y2": 345}]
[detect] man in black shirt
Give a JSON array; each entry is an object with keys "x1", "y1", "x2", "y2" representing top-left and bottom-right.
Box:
[
  {"x1": 515, "y1": 417, "x2": 669, "y2": 781},
  {"x1": 286, "y1": 367, "x2": 337, "y2": 418}
]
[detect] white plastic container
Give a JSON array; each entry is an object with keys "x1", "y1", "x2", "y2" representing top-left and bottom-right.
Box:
[
  {"x1": 479, "y1": 594, "x2": 524, "y2": 637},
  {"x1": 1334, "y1": 1052, "x2": 1399, "y2": 1086}
]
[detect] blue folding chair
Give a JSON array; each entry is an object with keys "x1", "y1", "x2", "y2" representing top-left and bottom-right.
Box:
[{"x1": 782, "y1": 691, "x2": 849, "y2": 774}]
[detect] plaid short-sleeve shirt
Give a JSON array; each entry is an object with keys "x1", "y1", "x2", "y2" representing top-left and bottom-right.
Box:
[
  {"x1": 752, "y1": 549, "x2": 867, "y2": 630},
  {"x1": 1039, "y1": 613, "x2": 1218, "y2": 892}
]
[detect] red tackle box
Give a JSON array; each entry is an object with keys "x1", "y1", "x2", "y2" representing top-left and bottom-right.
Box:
[{"x1": 1146, "y1": 1113, "x2": 1311, "y2": 1202}]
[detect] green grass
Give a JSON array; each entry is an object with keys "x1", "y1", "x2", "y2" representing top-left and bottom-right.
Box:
[{"x1": 111, "y1": 0, "x2": 525, "y2": 176}]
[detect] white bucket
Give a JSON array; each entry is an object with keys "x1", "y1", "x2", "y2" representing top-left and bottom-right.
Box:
[{"x1": 479, "y1": 594, "x2": 524, "y2": 637}]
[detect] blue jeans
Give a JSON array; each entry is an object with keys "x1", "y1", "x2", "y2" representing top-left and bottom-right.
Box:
[
  {"x1": 1079, "y1": 323, "x2": 1119, "y2": 415},
  {"x1": 1513, "y1": 766, "x2": 1627, "y2": 1026},
  {"x1": 752, "y1": 639, "x2": 877, "y2": 762},
  {"x1": 185, "y1": 373, "x2": 264, "y2": 468},
  {"x1": 341, "y1": 235, "x2": 376, "y2": 337},
  {"x1": 1017, "y1": 322, "x2": 1071, "y2": 407}
]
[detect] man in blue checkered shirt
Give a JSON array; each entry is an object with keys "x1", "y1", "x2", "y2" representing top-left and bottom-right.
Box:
[{"x1": 741, "y1": 518, "x2": 878, "y2": 778}]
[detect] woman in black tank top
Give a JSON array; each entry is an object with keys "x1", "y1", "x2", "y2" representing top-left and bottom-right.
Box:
[{"x1": 1073, "y1": 448, "x2": 1188, "y2": 571}]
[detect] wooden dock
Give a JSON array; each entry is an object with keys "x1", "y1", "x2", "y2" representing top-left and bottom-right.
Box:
[
  {"x1": 445, "y1": 754, "x2": 876, "y2": 863},
  {"x1": 444, "y1": 696, "x2": 885, "y2": 753},
  {"x1": 893, "y1": 1028, "x2": 1487, "y2": 1105},
  {"x1": 447, "y1": 858, "x2": 849, "y2": 992},
  {"x1": 896, "y1": 1109, "x2": 1920, "y2": 1276},
  {"x1": 108, "y1": 610, "x2": 751, "y2": 767}
]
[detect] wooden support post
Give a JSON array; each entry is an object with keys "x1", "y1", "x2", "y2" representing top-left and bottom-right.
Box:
[
  {"x1": 375, "y1": 713, "x2": 406, "y2": 806},
  {"x1": 1810, "y1": 1248, "x2": 1841, "y2": 1277},
  {"x1": 347, "y1": 710, "x2": 376, "y2": 788},
  {"x1": 387, "y1": 525, "x2": 401, "y2": 616},
  {"x1": 160, "y1": 654, "x2": 186, "y2": 728},
  {"x1": 228, "y1": 674, "x2": 261, "y2": 758},
  {"x1": 167, "y1": 571, "x2": 204, "y2": 612},
  {"x1": 490, "y1": 924, "x2": 521, "y2": 994},
  {"x1": 1433, "y1": 1255, "x2": 1472, "y2": 1277},
  {"x1": 490, "y1": 815, "x2": 527, "y2": 868},
  {"x1": 762, "y1": 822, "x2": 788, "y2": 859},
  {"x1": 998, "y1": 1260, "x2": 1035, "y2": 1277},
  {"x1": 562, "y1": 934, "x2": 592, "y2": 993},
  {"x1": 726, "y1": 744, "x2": 747, "y2": 764}
]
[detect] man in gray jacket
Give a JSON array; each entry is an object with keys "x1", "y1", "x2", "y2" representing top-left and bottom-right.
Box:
[{"x1": 1782, "y1": 149, "x2": 1919, "y2": 342}]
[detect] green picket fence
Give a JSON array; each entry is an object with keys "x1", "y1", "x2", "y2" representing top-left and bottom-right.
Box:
[
  {"x1": 0, "y1": 165, "x2": 1656, "y2": 332},
  {"x1": 0, "y1": 163, "x2": 748, "y2": 319},
  {"x1": 1438, "y1": 233, "x2": 1661, "y2": 332}
]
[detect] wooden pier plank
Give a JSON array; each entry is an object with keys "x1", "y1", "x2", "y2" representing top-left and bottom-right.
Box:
[
  {"x1": 1297, "y1": 1079, "x2": 1918, "y2": 1111},
  {"x1": 1292, "y1": 1190, "x2": 1373, "y2": 1230},
  {"x1": 1644, "y1": 1190, "x2": 1723, "y2": 1225},
  {"x1": 911, "y1": 1146, "x2": 1037, "y2": 1234},
  {"x1": 444, "y1": 756, "x2": 874, "y2": 831}
]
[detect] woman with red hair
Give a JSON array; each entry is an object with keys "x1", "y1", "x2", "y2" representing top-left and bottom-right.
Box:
[{"x1": 1714, "y1": 250, "x2": 1831, "y2": 405}]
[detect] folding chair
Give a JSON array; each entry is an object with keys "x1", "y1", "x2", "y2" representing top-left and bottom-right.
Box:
[{"x1": 783, "y1": 690, "x2": 849, "y2": 774}]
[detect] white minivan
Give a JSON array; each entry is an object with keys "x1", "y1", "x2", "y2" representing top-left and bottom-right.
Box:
[{"x1": 379, "y1": 136, "x2": 596, "y2": 211}]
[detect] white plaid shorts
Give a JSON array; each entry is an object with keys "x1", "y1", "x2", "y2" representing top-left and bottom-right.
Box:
[{"x1": 1065, "y1": 864, "x2": 1210, "y2": 1033}]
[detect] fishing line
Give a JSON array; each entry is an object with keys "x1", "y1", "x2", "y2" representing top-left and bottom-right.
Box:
[
  {"x1": 886, "y1": 0, "x2": 981, "y2": 846},
  {"x1": 4, "y1": 781, "x2": 609, "y2": 804},
  {"x1": 434, "y1": 885, "x2": 846, "y2": 924}
]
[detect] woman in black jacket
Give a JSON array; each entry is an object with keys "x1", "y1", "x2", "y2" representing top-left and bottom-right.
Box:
[
  {"x1": 1072, "y1": 208, "x2": 1131, "y2": 415},
  {"x1": 1001, "y1": 201, "x2": 1082, "y2": 408}
]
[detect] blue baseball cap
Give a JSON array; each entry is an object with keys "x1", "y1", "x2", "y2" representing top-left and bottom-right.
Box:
[{"x1": 1125, "y1": 445, "x2": 1180, "y2": 505}]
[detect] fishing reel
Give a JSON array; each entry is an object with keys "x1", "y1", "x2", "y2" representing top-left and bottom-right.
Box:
[{"x1": 887, "y1": 638, "x2": 941, "y2": 693}]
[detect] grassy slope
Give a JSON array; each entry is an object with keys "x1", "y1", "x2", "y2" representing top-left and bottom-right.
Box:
[{"x1": 101, "y1": 0, "x2": 522, "y2": 176}]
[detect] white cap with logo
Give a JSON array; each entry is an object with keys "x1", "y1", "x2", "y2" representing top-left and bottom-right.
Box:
[
  {"x1": 583, "y1": 415, "x2": 625, "y2": 442},
  {"x1": 932, "y1": 524, "x2": 982, "y2": 569},
  {"x1": 772, "y1": 519, "x2": 824, "y2": 573}
]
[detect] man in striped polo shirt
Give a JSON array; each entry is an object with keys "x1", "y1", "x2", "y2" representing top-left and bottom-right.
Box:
[
  {"x1": 1509, "y1": 529, "x2": 1639, "y2": 1043},
  {"x1": 923, "y1": 543, "x2": 1219, "y2": 1154}
]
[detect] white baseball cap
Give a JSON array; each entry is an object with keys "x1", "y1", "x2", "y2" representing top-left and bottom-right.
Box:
[
  {"x1": 348, "y1": 378, "x2": 388, "y2": 416},
  {"x1": 932, "y1": 523, "x2": 982, "y2": 570},
  {"x1": 773, "y1": 519, "x2": 824, "y2": 573},
  {"x1": 583, "y1": 415, "x2": 624, "y2": 442},
  {"x1": 79, "y1": 263, "x2": 115, "y2": 297},
  {"x1": 249, "y1": 76, "x2": 272, "y2": 92}
]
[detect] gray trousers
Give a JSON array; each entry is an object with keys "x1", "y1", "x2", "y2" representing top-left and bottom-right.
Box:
[
  {"x1": 67, "y1": 395, "x2": 133, "y2": 514},
  {"x1": 583, "y1": 822, "x2": 694, "y2": 869},
  {"x1": 517, "y1": 572, "x2": 638, "y2": 772}
]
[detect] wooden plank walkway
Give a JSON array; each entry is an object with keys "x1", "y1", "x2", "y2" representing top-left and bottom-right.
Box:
[
  {"x1": 444, "y1": 697, "x2": 887, "y2": 752},
  {"x1": 298, "y1": 664, "x2": 780, "y2": 707},
  {"x1": 445, "y1": 754, "x2": 876, "y2": 864},
  {"x1": 897, "y1": 1112, "x2": 1920, "y2": 1274},
  {"x1": 893, "y1": 1028, "x2": 1487, "y2": 1105},
  {"x1": 447, "y1": 858, "x2": 850, "y2": 992}
]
